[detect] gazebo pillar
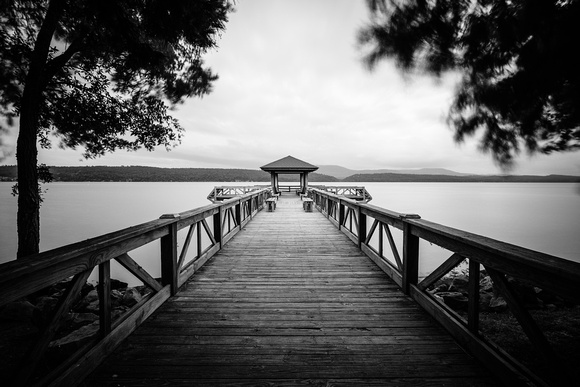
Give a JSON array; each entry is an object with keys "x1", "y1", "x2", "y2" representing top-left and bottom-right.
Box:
[
  {"x1": 270, "y1": 172, "x2": 279, "y2": 194},
  {"x1": 299, "y1": 172, "x2": 309, "y2": 194}
]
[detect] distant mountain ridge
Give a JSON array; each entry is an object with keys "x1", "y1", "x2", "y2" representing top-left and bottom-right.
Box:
[
  {"x1": 0, "y1": 165, "x2": 338, "y2": 183},
  {"x1": 317, "y1": 165, "x2": 471, "y2": 179},
  {"x1": 342, "y1": 172, "x2": 579, "y2": 183},
  {"x1": 0, "y1": 165, "x2": 577, "y2": 183}
]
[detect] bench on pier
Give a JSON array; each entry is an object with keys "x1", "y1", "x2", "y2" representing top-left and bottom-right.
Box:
[
  {"x1": 302, "y1": 198, "x2": 313, "y2": 212},
  {"x1": 266, "y1": 197, "x2": 277, "y2": 212}
]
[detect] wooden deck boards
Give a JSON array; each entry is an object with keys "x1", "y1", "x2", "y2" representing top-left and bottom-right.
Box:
[{"x1": 83, "y1": 193, "x2": 499, "y2": 386}]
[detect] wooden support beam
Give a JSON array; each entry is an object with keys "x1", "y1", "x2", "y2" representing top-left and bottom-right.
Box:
[
  {"x1": 486, "y1": 268, "x2": 573, "y2": 385},
  {"x1": 201, "y1": 218, "x2": 217, "y2": 245},
  {"x1": 15, "y1": 270, "x2": 93, "y2": 386},
  {"x1": 364, "y1": 218, "x2": 378, "y2": 245},
  {"x1": 51, "y1": 286, "x2": 171, "y2": 387},
  {"x1": 384, "y1": 223, "x2": 402, "y2": 270},
  {"x1": 115, "y1": 253, "x2": 162, "y2": 292},
  {"x1": 177, "y1": 223, "x2": 196, "y2": 270},
  {"x1": 418, "y1": 253, "x2": 465, "y2": 291}
]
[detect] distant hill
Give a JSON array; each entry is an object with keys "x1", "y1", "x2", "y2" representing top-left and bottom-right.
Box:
[
  {"x1": 0, "y1": 165, "x2": 338, "y2": 183},
  {"x1": 317, "y1": 165, "x2": 470, "y2": 179},
  {"x1": 342, "y1": 172, "x2": 579, "y2": 183},
  {"x1": 0, "y1": 165, "x2": 577, "y2": 183}
]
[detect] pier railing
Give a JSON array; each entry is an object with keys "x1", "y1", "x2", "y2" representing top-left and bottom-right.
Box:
[
  {"x1": 310, "y1": 185, "x2": 372, "y2": 202},
  {"x1": 207, "y1": 185, "x2": 269, "y2": 202},
  {"x1": 277, "y1": 184, "x2": 301, "y2": 192},
  {"x1": 0, "y1": 188, "x2": 271, "y2": 386},
  {"x1": 308, "y1": 187, "x2": 580, "y2": 386}
]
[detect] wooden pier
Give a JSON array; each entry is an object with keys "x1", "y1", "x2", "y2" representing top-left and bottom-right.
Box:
[
  {"x1": 83, "y1": 193, "x2": 497, "y2": 386},
  {"x1": 1, "y1": 185, "x2": 579, "y2": 386}
]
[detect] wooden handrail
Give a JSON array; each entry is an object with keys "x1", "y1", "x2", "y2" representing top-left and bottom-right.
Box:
[
  {"x1": 0, "y1": 219, "x2": 175, "y2": 308},
  {"x1": 309, "y1": 188, "x2": 580, "y2": 295},
  {"x1": 0, "y1": 187, "x2": 272, "y2": 386},
  {"x1": 310, "y1": 185, "x2": 372, "y2": 202},
  {"x1": 308, "y1": 187, "x2": 580, "y2": 386},
  {"x1": 406, "y1": 217, "x2": 580, "y2": 298}
]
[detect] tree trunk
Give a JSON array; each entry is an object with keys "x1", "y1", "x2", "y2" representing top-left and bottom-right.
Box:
[
  {"x1": 16, "y1": 0, "x2": 65, "y2": 259},
  {"x1": 16, "y1": 110, "x2": 40, "y2": 258}
]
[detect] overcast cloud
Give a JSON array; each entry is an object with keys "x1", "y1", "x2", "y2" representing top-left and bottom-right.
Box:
[{"x1": 1, "y1": 0, "x2": 579, "y2": 175}]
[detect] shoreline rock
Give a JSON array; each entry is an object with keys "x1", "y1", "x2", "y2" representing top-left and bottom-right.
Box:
[
  {"x1": 0, "y1": 278, "x2": 154, "y2": 357},
  {"x1": 428, "y1": 271, "x2": 575, "y2": 314}
]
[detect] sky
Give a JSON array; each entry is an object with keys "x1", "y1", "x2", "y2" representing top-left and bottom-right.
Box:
[{"x1": 1, "y1": 0, "x2": 579, "y2": 175}]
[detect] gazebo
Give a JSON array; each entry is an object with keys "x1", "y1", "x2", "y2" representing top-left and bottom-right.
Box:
[{"x1": 260, "y1": 155, "x2": 318, "y2": 195}]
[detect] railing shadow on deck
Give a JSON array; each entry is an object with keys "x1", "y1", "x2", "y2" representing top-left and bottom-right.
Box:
[
  {"x1": 0, "y1": 188, "x2": 272, "y2": 386},
  {"x1": 308, "y1": 187, "x2": 580, "y2": 387}
]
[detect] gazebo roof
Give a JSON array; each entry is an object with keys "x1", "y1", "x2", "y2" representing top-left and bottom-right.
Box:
[{"x1": 260, "y1": 155, "x2": 319, "y2": 172}]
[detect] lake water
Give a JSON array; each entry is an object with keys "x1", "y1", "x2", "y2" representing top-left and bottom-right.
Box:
[{"x1": 1, "y1": 182, "x2": 579, "y2": 283}]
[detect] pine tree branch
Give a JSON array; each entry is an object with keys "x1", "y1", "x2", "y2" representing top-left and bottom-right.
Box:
[{"x1": 43, "y1": 38, "x2": 85, "y2": 86}]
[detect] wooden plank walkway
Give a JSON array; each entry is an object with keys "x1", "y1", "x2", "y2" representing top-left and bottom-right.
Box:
[{"x1": 83, "y1": 193, "x2": 500, "y2": 386}]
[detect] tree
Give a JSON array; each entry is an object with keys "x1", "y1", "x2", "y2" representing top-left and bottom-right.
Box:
[
  {"x1": 359, "y1": 0, "x2": 580, "y2": 168},
  {"x1": 0, "y1": 0, "x2": 232, "y2": 258}
]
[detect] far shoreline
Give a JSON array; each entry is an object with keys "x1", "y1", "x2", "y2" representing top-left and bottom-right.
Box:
[{"x1": 0, "y1": 165, "x2": 578, "y2": 183}]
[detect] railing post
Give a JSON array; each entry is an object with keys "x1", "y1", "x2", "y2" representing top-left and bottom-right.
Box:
[
  {"x1": 468, "y1": 259, "x2": 480, "y2": 333},
  {"x1": 401, "y1": 215, "x2": 420, "y2": 295},
  {"x1": 160, "y1": 216, "x2": 178, "y2": 295},
  {"x1": 196, "y1": 220, "x2": 202, "y2": 258},
  {"x1": 235, "y1": 200, "x2": 242, "y2": 225},
  {"x1": 338, "y1": 200, "x2": 345, "y2": 230},
  {"x1": 358, "y1": 205, "x2": 366, "y2": 249},
  {"x1": 213, "y1": 207, "x2": 223, "y2": 248},
  {"x1": 331, "y1": 198, "x2": 335, "y2": 220},
  {"x1": 378, "y1": 222, "x2": 384, "y2": 257},
  {"x1": 98, "y1": 261, "x2": 111, "y2": 336}
]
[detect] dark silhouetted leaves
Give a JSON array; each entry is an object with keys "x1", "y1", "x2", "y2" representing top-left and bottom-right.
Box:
[
  {"x1": 360, "y1": 0, "x2": 580, "y2": 167},
  {"x1": 0, "y1": 0, "x2": 232, "y2": 257}
]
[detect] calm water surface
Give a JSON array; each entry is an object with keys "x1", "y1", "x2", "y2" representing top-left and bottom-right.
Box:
[{"x1": 1, "y1": 182, "x2": 578, "y2": 282}]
